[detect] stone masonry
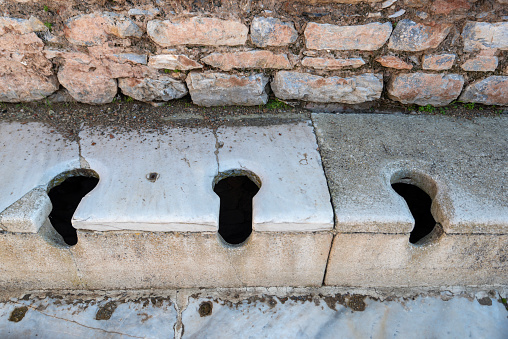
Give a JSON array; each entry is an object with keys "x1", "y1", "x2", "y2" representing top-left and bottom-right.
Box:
[{"x1": 0, "y1": 0, "x2": 507, "y2": 106}]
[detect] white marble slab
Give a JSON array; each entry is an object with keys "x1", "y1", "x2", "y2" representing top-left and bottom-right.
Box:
[
  {"x1": 74, "y1": 127, "x2": 219, "y2": 232},
  {"x1": 182, "y1": 295, "x2": 508, "y2": 338},
  {"x1": 217, "y1": 122, "x2": 333, "y2": 232},
  {"x1": 0, "y1": 296, "x2": 176, "y2": 339},
  {"x1": 0, "y1": 122, "x2": 79, "y2": 215}
]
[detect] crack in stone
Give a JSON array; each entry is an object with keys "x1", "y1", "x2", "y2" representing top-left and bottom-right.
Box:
[
  {"x1": 68, "y1": 249, "x2": 87, "y2": 290},
  {"x1": 212, "y1": 128, "x2": 221, "y2": 174},
  {"x1": 310, "y1": 116, "x2": 336, "y2": 287},
  {"x1": 10, "y1": 302, "x2": 144, "y2": 339}
]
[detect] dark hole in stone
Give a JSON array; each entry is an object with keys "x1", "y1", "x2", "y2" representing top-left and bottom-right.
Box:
[
  {"x1": 48, "y1": 176, "x2": 99, "y2": 246},
  {"x1": 213, "y1": 175, "x2": 260, "y2": 245},
  {"x1": 392, "y1": 183, "x2": 437, "y2": 244},
  {"x1": 198, "y1": 301, "x2": 213, "y2": 317},
  {"x1": 8, "y1": 306, "x2": 28, "y2": 322}
]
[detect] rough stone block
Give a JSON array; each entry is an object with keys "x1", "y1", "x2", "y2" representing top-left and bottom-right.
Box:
[
  {"x1": 462, "y1": 22, "x2": 508, "y2": 52},
  {"x1": 387, "y1": 72, "x2": 464, "y2": 106},
  {"x1": 388, "y1": 19, "x2": 452, "y2": 52},
  {"x1": 0, "y1": 187, "x2": 52, "y2": 233},
  {"x1": 0, "y1": 33, "x2": 58, "y2": 102},
  {"x1": 312, "y1": 113, "x2": 508, "y2": 234},
  {"x1": 375, "y1": 55, "x2": 413, "y2": 70},
  {"x1": 301, "y1": 57, "x2": 365, "y2": 70},
  {"x1": 118, "y1": 76, "x2": 188, "y2": 102},
  {"x1": 147, "y1": 18, "x2": 248, "y2": 47},
  {"x1": 431, "y1": 0, "x2": 470, "y2": 14},
  {"x1": 272, "y1": 71, "x2": 383, "y2": 104},
  {"x1": 422, "y1": 54, "x2": 456, "y2": 70},
  {"x1": 201, "y1": 51, "x2": 292, "y2": 71},
  {"x1": 57, "y1": 64, "x2": 118, "y2": 104},
  {"x1": 250, "y1": 17, "x2": 298, "y2": 47},
  {"x1": 459, "y1": 76, "x2": 508, "y2": 106},
  {"x1": 148, "y1": 54, "x2": 202, "y2": 70},
  {"x1": 304, "y1": 22, "x2": 392, "y2": 51},
  {"x1": 325, "y1": 233, "x2": 508, "y2": 287},
  {"x1": 461, "y1": 56, "x2": 498, "y2": 72},
  {"x1": 186, "y1": 72, "x2": 269, "y2": 106},
  {"x1": 0, "y1": 16, "x2": 46, "y2": 35},
  {"x1": 65, "y1": 12, "x2": 143, "y2": 46}
]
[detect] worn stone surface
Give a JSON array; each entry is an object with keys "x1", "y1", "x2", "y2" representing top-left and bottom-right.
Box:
[
  {"x1": 387, "y1": 72, "x2": 464, "y2": 106},
  {"x1": 422, "y1": 54, "x2": 456, "y2": 70},
  {"x1": 388, "y1": 19, "x2": 452, "y2": 51},
  {"x1": 183, "y1": 294, "x2": 508, "y2": 338},
  {"x1": 431, "y1": 0, "x2": 470, "y2": 14},
  {"x1": 462, "y1": 22, "x2": 508, "y2": 52},
  {"x1": 304, "y1": 22, "x2": 392, "y2": 51},
  {"x1": 64, "y1": 12, "x2": 143, "y2": 46},
  {"x1": 0, "y1": 296, "x2": 177, "y2": 338},
  {"x1": 301, "y1": 57, "x2": 365, "y2": 70},
  {"x1": 0, "y1": 122, "x2": 79, "y2": 217},
  {"x1": 0, "y1": 223, "x2": 78, "y2": 292},
  {"x1": 250, "y1": 17, "x2": 297, "y2": 47},
  {"x1": 118, "y1": 76, "x2": 188, "y2": 102},
  {"x1": 216, "y1": 123, "x2": 333, "y2": 232},
  {"x1": 312, "y1": 113, "x2": 508, "y2": 234},
  {"x1": 148, "y1": 54, "x2": 202, "y2": 70},
  {"x1": 461, "y1": 56, "x2": 498, "y2": 72},
  {"x1": 57, "y1": 64, "x2": 118, "y2": 104},
  {"x1": 147, "y1": 17, "x2": 248, "y2": 47},
  {"x1": 459, "y1": 76, "x2": 508, "y2": 106},
  {"x1": 71, "y1": 231, "x2": 332, "y2": 289},
  {"x1": 375, "y1": 55, "x2": 413, "y2": 70},
  {"x1": 272, "y1": 71, "x2": 383, "y2": 104},
  {"x1": 202, "y1": 51, "x2": 292, "y2": 71},
  {"x1": 186, "y1": 72, "x2": 269, "y2": 106},
  {"x1": 0, "y1": 187, "x2": 51, "y2": 233},
  {"x1": 326, "y1": 233, "x2": 508, "y2": 287}
]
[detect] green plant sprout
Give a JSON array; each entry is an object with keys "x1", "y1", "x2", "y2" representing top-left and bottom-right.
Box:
[{"x1": 266, "y1": 98, "x2": 289, "y2": 110}]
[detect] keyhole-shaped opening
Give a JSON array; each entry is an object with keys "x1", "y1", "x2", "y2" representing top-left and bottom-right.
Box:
[
  {"x1": 213, "y1": 170, "x2": 261, "y2": 245},
  {"x1": 47, "y1": 170, "x2": 99, "y2": 246},
  {"x1": 391, "y1": 182, "x2": 439, "y2": 244}
]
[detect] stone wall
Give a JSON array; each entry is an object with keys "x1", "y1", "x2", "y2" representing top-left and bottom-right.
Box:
[{"x1": 0, "y1": 0, "x2": 507, "y2": 107}]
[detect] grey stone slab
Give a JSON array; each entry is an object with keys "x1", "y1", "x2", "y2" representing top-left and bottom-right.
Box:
[
  {"x1": 312, "y1": 113, "x2": 508, "y2": 234},
  {"x1": 181, "y1": 294, "x2": 508, "y2": 339}
]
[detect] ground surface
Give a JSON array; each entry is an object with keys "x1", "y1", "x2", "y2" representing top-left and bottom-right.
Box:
[
  {"x1": 0, "y1": 289, "x2": 507, "y2": 339},
  {"x1": 0, "y1": 97, "x2": 505, "y2": 141}
]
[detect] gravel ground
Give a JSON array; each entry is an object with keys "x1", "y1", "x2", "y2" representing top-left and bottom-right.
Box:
[{"x1": 0, "y1": 95, "x2": 505, "y2": 142}]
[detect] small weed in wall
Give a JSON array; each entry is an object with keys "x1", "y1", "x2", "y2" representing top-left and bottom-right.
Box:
[
  {"x1": 418, "y1": 104, "x2": 436, "y2": 114},
  {"x1": 43, "y1": 5, "x2": 49, "y2": 12},
  {"x1": 266, "y1": 98, "x2": 289, "y2": 110},
  {"x1": 44, "y1": 22, "x2": 52, "y2": 31}
]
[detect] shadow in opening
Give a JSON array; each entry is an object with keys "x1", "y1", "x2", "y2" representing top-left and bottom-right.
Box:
[
  {"x1": 48, "y1": 175, "x2": 99, "y2": 246},
  {"x1": 213, "y1": 175, "x2": 260, "y2": 245},
  {"x1": 392, "y1": 183, "x2": 437, "y2": 244}
]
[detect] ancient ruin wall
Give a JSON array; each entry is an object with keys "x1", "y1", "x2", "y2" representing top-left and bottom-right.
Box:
[{"x1": 0, "y1": 0, "x2": 507, "y2": 107}]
